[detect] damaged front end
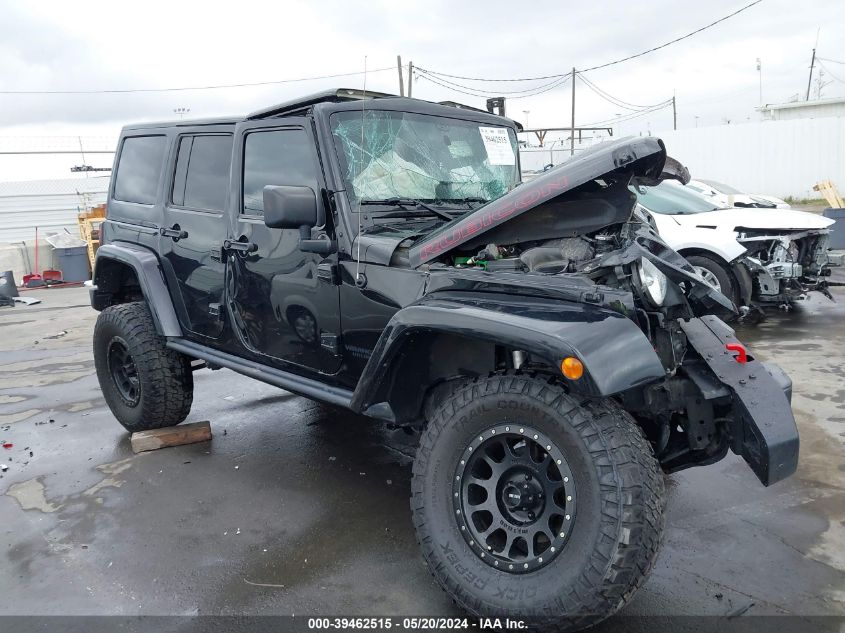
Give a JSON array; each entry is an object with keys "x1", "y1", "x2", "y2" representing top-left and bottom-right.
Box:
[
  {"x1": 408, "y1": 137, "x2": 798, "y2": 485},
  {"x1": 738, "y1": 228, "x2": 834, "y2": 303}
]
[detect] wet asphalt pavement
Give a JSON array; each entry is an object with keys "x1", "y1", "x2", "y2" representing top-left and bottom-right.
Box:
[{"x1": 0, "y1": 280, "x2": 843, "y2": 627}]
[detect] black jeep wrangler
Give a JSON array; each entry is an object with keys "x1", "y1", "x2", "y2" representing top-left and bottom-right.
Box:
[{"x1": 90, "y1": 89, "x2": 798, "y2": 629}]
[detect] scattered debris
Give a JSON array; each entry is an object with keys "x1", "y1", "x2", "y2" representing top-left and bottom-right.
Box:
[
  {"x1": 726, "y1": 602, "x2": 755, "y2": 619},
  {"x1": 1, "y1": 464, "x2": 8, "y2": 472},
  {"x1": 359, "y1": 472, "x2": 366, "y2": 476},
  {"x1": 234, "y1": 465, "x2": 239, "y2": 470},
  {"x1": 130, "y1": 421, "x2": 212, "y2": 453},
  {"x1": 244, "y1": 579, "x2": 285, "y2": 588},
  {"x1": 2, "y1": 443, "x2": 12, "y2": 449},
  {"x1": 43, "y1": 330, "x2": 68, "y2": 340},
  {"x1": 13, "y1": 297, "x2": 41, "y2": 306},
  {"x1": 328, "y1": 456, "x2": 336, "y2": 461},
  {"x1": 386, "y1": 479, "x2": 392, "y2": 485},
  {"x1": 236, "y1": 528, "x2": 241, "y2": 535}
]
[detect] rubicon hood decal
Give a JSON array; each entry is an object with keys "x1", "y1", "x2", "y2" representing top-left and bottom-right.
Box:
[{"x1": 409, "y1": 136, "x2": 678, "y2": 268}]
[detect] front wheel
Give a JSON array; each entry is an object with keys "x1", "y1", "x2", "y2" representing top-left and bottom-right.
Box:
[
  {"x1": 685, "y1": 254, "x2": 739, "y2": 306},
  {"x1": 411, "y1": 373, "x2": 665, "y2": 631},
  {"x1": 93, "y1": 302, "x2": 193, "y2": 432}
]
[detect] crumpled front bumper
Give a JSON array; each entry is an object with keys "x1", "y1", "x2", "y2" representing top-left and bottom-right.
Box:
[
  {"x1": 739, "y1": 231, "x2": 833, "y2": 302},
  {"x1": 680, "y1": 316, "x2": 799, "y2": 486}
]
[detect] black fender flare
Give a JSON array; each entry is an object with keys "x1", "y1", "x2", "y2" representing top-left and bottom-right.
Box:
[
  {"x1": 92, "y1": 242, "x2": 182, "y2": 337},
  {"x1": 350, "y1": 293, "x2": 665, "y2": 414}
]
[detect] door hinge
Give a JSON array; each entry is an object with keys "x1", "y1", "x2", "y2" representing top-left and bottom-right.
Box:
[
  {"x1": 317, "y1": 262, "x2": 339, "y2": 285},
  {"x1": 320, "y1": 332, "x2": 340, "y2": 355}
]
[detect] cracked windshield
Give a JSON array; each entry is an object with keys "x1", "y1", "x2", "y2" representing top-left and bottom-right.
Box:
[{"x1": 331, "y1": 110, "x2": 519, "y2": 211}]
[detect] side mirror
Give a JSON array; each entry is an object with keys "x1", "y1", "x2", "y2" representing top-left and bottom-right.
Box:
[
  {"x1": 262, "y1": 185, "x2": 336, "y2": 255},
  {"x1": 263, "y1": 185, "x2": 318, "y2": 229}
]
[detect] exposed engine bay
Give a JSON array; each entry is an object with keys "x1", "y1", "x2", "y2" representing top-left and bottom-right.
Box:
[{"x1": 737, "y1": 228, "x2": 833, "y2": 302}]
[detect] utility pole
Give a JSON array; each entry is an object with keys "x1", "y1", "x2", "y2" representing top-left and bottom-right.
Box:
[
  {"x1": 397, "y1": 55, "x2": 404, "y2": 96},
  {"x1": 672, "y1": 93, "x2": 677, "y2": 130},
  {"x1": 806, "y1": 48, "x2": 816, "y2": 100},
  {"x1": 407, "y1": 61, "x2": 414, "y2": 98},
  {"x1": 570, "y1": 67, "x2": 576, "y2": 156}
]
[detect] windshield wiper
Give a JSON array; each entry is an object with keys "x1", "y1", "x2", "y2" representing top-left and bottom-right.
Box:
[
  {"x1": 438, "y1": 197, "x2": 488, "y2": 210},
  {"x1": 360, "y1": 198, "x2": 455, "y2": 221}
]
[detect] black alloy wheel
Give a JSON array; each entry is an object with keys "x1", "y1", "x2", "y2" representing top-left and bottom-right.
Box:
[
  {"x1": 107, "y1": 336, "x2": 141, "y2": 407},
  {"x1": 455, "y1": 424, "x2": 575, "y2": 573}
]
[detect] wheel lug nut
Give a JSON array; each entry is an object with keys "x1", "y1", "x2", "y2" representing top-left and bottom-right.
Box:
[{"x1": 525, "y1": 474, "x2": 531, "y2": 481}]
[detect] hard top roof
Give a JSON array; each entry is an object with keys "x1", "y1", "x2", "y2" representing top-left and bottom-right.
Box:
[{"x1": 122, "y1": 89, "x2": 521, "y2": 132}]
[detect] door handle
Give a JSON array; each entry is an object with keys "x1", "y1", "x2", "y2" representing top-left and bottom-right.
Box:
[
  {"x1": 160, "y1": 225, "x2": 188, "y2": 240},
  {"x1": 223, "y1": 238, "x2": 258, "y2": 255}
]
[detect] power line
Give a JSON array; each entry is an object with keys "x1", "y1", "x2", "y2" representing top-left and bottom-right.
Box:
[
  {"x1": 581, "y1": 101, "x2": 674, "y2": 128},
  {"x1": 0, "y1": 66, "x2": 398, "y2": 95},
  {"x1": 818, "y1": 57, "x2": 845, "y2": 65},
  {"x1": 416, "y1": 71, "x2": 571, "y2": 100},
  {"x1": 576, "y1": 74, "x2": 670, "y2": 111},
  {"x1": 417, "y1": 0, "x2": 763, "y2": 82},
  {"x1": 817, "y1": 60, "x2": 845, "y2": 85},
  {"x1": 414, "y1": 69, "x2": 567, "y2": 96}
]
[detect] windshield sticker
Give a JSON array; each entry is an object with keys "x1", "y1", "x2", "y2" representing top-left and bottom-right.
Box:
[{"x1": 479, "y1": 127, "x2": 515, "y2": 166}]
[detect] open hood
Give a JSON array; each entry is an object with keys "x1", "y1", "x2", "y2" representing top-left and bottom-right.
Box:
[{"x1": 409, "y1": 136, "x2": 689, "y2": 268}]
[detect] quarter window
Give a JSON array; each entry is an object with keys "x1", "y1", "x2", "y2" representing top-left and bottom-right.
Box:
[
  {"x1": 172, "y1": 134, "x2": 233, "y2": 211},
  {"x1": 242, "y1": 129, "x2": 318, "y2": 215},
  {"x1": 113, "y1": 135, "x2": 167, "y2": 204}
]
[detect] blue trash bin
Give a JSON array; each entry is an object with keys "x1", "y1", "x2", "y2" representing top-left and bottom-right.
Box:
[{"x1": 54, "y1": 246, "x2": 90, "y2": 282}]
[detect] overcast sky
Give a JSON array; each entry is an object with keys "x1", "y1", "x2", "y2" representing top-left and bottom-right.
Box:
[{"x1": 2, "y1": 0, "x2": 844, "y2": 180}]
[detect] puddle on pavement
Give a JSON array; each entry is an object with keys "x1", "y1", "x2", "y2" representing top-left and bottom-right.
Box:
[
  {"x1": 84, "y1": 456, "x2": 138, "y2": 497},
  {"x1": 0, "y1": 408, "x2": 41, "y2": 425},
  {"x1": 68, "y1": 401, "x2": 95, "y2": 412},
  {"x1": 6, "y1": 477, "x2": 62, "y2": 513}
]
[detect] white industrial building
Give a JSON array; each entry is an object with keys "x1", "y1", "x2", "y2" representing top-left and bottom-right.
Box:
[
  {"x1": 0, "y1": 176, "x2": 109, "y2": 283},
  {"x1": 759, "y1": 96, "x2": 845, "y2": 121}
]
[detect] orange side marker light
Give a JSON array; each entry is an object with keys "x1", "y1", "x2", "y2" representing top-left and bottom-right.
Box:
[{"x1": 561, "y1": 357, "x2": 584, "y2": 380}]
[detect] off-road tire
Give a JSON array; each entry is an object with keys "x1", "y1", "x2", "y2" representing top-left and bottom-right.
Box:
[
  {"x1": 93, "y1": 302, "x2": 193, "y2": 432},
  {"x1": 686, "y1": 254, "x2": 739, "y2": 306},
  {"x1": 411, "y1": 373, "x2": 665, "y2": 631}
]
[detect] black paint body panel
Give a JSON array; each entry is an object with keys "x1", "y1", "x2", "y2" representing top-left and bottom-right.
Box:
[{"x1": 680, "y1": 316, "x2": 799, "y2": 485}]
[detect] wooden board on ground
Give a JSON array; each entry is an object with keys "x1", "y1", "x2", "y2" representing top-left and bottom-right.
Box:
[{"x1": 130, "y1": 421, "x2": 212, "y2": 453}]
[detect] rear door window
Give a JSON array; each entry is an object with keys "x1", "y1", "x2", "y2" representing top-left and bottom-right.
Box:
[
  {"x1": 172, "y1": 134, "x2": 233, "y2": 211},
  {"x1": 113, "y1": 135, "x2": 167, "y2": 204}
]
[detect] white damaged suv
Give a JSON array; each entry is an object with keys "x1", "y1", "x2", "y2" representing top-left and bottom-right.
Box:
[{"x1": 634, "y1": 181, "x2": 834, "y2": 312}]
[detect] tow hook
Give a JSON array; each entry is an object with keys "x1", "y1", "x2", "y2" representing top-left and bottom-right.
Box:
[{"x1": 726, "y1": 343, "x2": 748, "y2": 364}]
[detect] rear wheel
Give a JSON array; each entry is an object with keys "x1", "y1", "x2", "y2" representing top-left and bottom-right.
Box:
[
  {"x1": 412, "y1": 373, "x2": 665, "y2": 631},
  {"x1": 94, "y1": 302, "x2": 193, "y2": 432}
]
